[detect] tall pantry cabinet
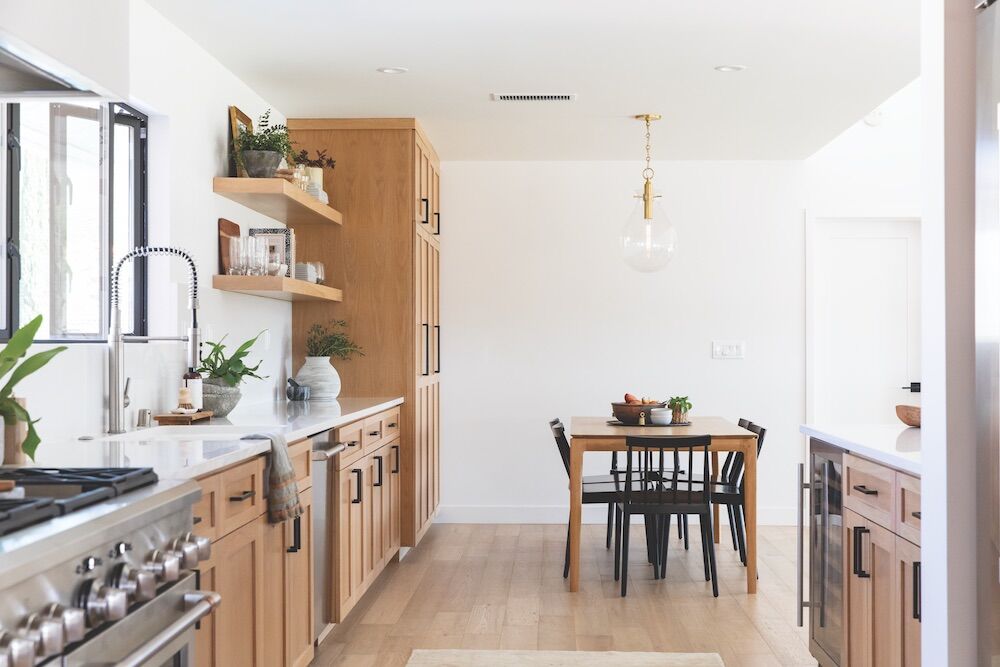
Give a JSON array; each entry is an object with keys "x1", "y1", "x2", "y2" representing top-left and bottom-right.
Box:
[{"x1": 288, "y1": 119, "x2": 441, "y2": 546}]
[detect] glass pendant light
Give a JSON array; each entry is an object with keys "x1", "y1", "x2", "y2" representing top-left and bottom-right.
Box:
[{"x1": 621, "y1": 114, "x2": 677, "y2": 272}]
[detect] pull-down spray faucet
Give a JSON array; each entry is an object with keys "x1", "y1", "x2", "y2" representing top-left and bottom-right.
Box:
[{"x1": 108, "y1": 246, "x2": 200, "y2": 434}]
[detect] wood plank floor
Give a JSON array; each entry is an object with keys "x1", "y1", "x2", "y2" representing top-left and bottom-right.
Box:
[{"x1": 312, "y1": 524, "x2": 817, "y2": 667}]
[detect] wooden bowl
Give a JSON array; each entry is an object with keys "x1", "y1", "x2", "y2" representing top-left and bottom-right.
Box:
[
  {"x1": 611, "y1": 402, "x2": 666, "y2": 425},
  {"x1": 896, "y1": 405, "x2": 921, "y2": 428}
]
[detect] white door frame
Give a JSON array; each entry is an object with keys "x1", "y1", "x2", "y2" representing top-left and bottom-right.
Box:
[{"x1": 804, "y1": 213, "x2": 922, "y2": 428}]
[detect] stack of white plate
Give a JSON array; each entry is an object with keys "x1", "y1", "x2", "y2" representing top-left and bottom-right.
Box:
[{"x1": 294, "y1": 262, "x2": 318, "y2": 283}]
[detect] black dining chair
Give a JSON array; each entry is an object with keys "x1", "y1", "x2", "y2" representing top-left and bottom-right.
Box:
[
  {"x1": 705, "y1": 422, "x2": 766, "y2": 565},
  {"x1": 549, "y1": 418, "x2": 636, "y2": 577},
  {"x1": 613, "y1": 434, "x2": 718, "y2": 597}
]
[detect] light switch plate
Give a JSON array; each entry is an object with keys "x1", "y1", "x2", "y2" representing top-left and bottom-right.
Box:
[{"x1": 712, "y1": 340, "x2": 746, "y2": 360}]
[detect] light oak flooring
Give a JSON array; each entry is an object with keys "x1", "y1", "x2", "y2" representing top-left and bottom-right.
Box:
[{"x1": 312, "y1": 523, "x2": 817, "y2": 667}]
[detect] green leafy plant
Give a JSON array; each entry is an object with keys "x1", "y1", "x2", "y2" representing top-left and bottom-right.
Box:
[
  {"x1": 236, "y1": 109, "x2": 294, "y2": 159},
  {"x1": 292, "y1": 149, "x2": 336, "y2": 169},
  {"x1": 306, "y1": 320, "x2": 364, "y2": 360},
  {"x1": 667, "y1": 396, "x2": 692, "y2": 413},
  {"x1": 197, "y1": 332, "x2": 267, "y2": 387},
  {"x1": 0, "y1": 315, "x2": 66, "y2": 459}
]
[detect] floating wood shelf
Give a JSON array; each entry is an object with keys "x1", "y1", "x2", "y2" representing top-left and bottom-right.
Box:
[
  {"x1": 213, "y1": 177, "x2": 343, "y2": 226},
  {"x1": 213, "y1": 275, "x2": 343, "y2": 302}
]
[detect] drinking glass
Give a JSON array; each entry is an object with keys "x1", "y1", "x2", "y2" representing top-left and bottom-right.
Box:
[
  {"x1": 314, "y1": 261, "x2": 326, "y2": 284},
  {"x1": 228, "y1": 237, "x2": 248, "y2": 275}
]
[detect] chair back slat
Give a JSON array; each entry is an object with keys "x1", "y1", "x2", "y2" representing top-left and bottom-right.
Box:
[{"x1": 548, "y1": 418, "x2": 571, "y2": 478}]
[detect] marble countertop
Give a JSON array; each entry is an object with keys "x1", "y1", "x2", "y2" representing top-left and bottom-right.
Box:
[
  {"x1": 799, "y1": 423, "x2": 921, "y2": 475},
  {"x1": 29, "y1": 397, "x2": 404, "y2": 479}
]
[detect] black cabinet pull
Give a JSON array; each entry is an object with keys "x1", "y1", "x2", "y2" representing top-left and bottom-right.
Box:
[
  {"x1": 422, "y1": 323, "x2": 430, "y2": 376},
  {"x1": 228, "y1": 489, "x2": 255, "y2": 502},
  {"x1": 346, "y1": 440, "x2": 359, "y2": 448},
  {"x1": 852, "y1": 525, "x2": 870, "y2": 578},
  {"x1": 387, "y1": 422, "x2": 398, "y2": 428},
  {"x1": 193, "y1": 516, "x2": 203, "y2": 525},
  {"x1": 434, "y1": 325, "x2": 441, "y2": 373},
  {"x1": 912, "y1": 511, "x2": 921, "y2": 520},
  {"x1": 352, "y1": 469, "x2": 362, "y2": 504},
  {"x1": 392, "y1": 445, "x2": 400, "y2": 474},
  {"x1": 369, "y1": 430, "x2": 381, "y2": 437},
  {"x1": 852, "y1": 484, "x2": 878, "y2": 496},
  {"x1": 433, "y1": 212, "x2": 440, "y2": 236},
  {"x1": 913, "y1": 561, "x2": 921, "y2": 621},
  {"x1": 421, "y1": 198, "x2": 429, "y2": 225},
  {"x1": 374, "y1": 456, "x2": 384, "y2": 487},
  {"x1": 286, "y1": 516, "x2": 302, "y2": 553}
]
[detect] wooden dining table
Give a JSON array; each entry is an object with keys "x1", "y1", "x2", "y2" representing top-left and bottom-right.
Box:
[{"x1": 567, "y1": 415, "x2": 759, "y2": 593}]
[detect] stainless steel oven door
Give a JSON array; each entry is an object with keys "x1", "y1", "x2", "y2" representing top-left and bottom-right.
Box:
[{"x1": 61, "y1": 572, "x2": 220, "y2": 667}]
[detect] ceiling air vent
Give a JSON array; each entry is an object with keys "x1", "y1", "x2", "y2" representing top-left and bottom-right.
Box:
[{"x1": 490, "y1": 93, "x2": 578, "y2": 102}]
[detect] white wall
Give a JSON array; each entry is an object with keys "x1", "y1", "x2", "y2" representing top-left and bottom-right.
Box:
[
  {"x1": 10, "y1": 1, "x2": 293, "y2": 442},
  {"x1": 439, "y1": 161, "x2": 805, "y2": 524}
]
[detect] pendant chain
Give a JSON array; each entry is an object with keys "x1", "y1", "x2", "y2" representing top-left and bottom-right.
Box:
[{"x1": 642, "y1": 117, "x2": 654, "y2": 180}]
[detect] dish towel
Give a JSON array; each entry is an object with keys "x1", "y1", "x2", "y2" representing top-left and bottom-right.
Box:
[{"x1": 242, "y1": 432, "x2": 302, "y2": 523}]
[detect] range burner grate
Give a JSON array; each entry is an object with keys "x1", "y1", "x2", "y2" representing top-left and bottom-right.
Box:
[
  {"x1": 0, "y1": 467, "x2": 159, "y2": 514},
  {"x1": 0, "y1": 497, "x2": 59, "y2": 536}
]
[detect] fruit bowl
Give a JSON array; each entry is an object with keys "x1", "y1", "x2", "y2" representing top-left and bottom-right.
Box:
[{"x1": 612, "y1": 401, "x2": 667, "y2": 425}]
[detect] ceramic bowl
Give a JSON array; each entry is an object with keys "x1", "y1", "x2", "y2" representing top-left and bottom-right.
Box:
[
  {"x1": 896, "y1": 404, "x2": 921, "y2": 428},
  {"x1": 648, "y1": 408, "x2": 673, "y2": 425}
]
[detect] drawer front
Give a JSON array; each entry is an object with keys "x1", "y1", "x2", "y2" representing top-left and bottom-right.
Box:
[
  {"x1": 362, "y1": 415, "x2": 384, "y2": 451},
  {"x1": 895, "y1": 472, "x2": 921, "y2": 546},
  {"x1": 335, "y1": 421, "x2": 365, "y2": 470},
  {"x1": 381, "y1": 408, "x2": 400, "y2": 443},
  {"x1": 288, "y1": 438, "x2": 313, "y2": 490},
  {"x1": 218, "y1": 457, "x2": 266, "y2": 536},
  {"x1": 192, "y1": 474, "x2": 220, "y2": 542},
  {"x1": 843, "y1": 453, "x2": 895, "y2": 528}
]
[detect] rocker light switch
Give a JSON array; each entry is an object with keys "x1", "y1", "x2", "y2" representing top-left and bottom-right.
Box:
[{"x1": 712, "y1": 341, "x2": 745, "y2": 360}]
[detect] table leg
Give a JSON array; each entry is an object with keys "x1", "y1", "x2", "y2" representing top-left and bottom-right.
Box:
[
  {"x1": 569, "y1": 439, "x2": 583, "y2": 592},
  {"x1": 743, "y1": 439, "x2": 758, "y2": 594},
  {"x1": 711, "y1": 451, "x2": 720, "y2": 544}
]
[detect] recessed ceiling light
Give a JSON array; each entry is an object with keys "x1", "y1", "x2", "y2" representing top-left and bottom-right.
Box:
[
  {"x1": 714, "y1": 65, "x2": 747, "y2": 72},
  {"x1": 376, "y1": 67, "x2": 408, "y2": 74}
]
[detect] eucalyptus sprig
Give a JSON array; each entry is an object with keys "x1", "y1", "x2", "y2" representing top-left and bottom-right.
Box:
[
  {"x1": 197, "y1": 331, "x2": 268, "y2": 387},
  {"x1": 236, "y1": 109, "x2": 294, "y2": 160},
  {"x1": 305, "y1": 320, "x2": 364, "y2": 361},
  {"x1": 292, "y1": 149, "x2": 336, "y2": 169}
]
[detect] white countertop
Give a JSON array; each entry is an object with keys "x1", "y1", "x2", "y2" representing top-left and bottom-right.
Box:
[
  {"x1": 30, "y1": 397, "x2": 403, "y2": 479},
  {"x1": 799, "y1": 423, "x2": 921, "y2": 475}
]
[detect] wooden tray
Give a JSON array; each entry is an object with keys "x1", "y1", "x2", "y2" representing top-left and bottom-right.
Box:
[
  {"x1": 606, "y1": 419, "x2": 692, "y2": 427},
  {"x1": 154, "y1": 411, "x2": 214, "y2": 425}
]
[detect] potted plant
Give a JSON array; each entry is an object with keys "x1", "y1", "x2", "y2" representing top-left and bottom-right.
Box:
[
  {"x1": 0, "y1": 315, "x2": 65, "y2": 462},
  {"x1": 236, "y1": 109, "x2": 293, "y2": 178},
  {"x1": 295, "y1": 320, "x2": 363, "y2": 401},
  {"x1": 667, "y1": 396, "x2": 692, "y2": 424},
  {"x1": 197, "y1": 332, "x2": 267, "y2": 417},
  {"x1": 292, "y1": 149, "x2": 335, "y2": 193}
]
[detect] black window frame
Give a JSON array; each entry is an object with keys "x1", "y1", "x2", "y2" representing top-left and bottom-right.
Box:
[{"x1": 2, "y1": 100, "x2": 148, "y2": 342}]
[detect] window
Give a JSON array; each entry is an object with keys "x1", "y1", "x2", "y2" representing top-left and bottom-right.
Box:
[{"x1": 2, "y1": 100, "x2": 147, "y2": 341}]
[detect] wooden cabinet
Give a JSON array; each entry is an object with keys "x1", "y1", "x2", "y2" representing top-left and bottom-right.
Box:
[
  {"x1": 841, "y1": 457, "x2": 921, "y2": 667},
  {"x1": 195, "y1": 441, "x2": 315, "y2": 667},
  {"x1": 288, "y1": 119, "x2": 441, "y2": 548}
]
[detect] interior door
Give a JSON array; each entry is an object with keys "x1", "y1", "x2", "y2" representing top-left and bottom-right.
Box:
[{"x1": 811, "y1": 217, "x2": 921, "y2": 424}]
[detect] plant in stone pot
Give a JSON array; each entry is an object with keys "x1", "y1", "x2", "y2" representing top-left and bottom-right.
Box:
[
  {"x1": 295, "y1": 320, "x2": 363, "y2": 401},
  {"x1": 667, "y1": 396, "x2": 692, "y2": 424},
  {"x1": 0, "y1": 315, "x2": 66, "y2": 462},
  {"x1": 197, "y1": 332, "x2": 267, "y2": 417},
  {"x1": 236, "y1": 109, "x2": 293, "y2": 178}
]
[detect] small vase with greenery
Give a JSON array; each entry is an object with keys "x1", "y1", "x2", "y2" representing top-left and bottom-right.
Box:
[
  {"x1": 296, "y1": 320, "x2": 363, "y2": 401},
  {"x1": 197, "y1": 331, "x2": 267, "y2": 417},
  {"x1": 293, "y1": 149, "x2": 335, "y2": 193},
  {"x1": 667, "y1": 396, "x2": 692, "y2": 424},
  {"x1": 236, "y1": 109, "x2": 293, "y2": 178},
  {"x1": 0, "y1": 315, "x2": 65, "y2": 462}
]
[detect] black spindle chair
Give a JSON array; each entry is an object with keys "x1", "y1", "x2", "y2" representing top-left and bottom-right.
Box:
[
  {"x1": 614, "y1": 435, "x2": 718, "y2": 597},
  {"x1": 706, "y1": 422, "x2": 766, "y2": 565}
]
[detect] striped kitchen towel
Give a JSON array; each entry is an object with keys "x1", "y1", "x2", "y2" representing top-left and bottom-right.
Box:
[{"x1": 242, "y1": 432, "x2": 302, "y2": 523}]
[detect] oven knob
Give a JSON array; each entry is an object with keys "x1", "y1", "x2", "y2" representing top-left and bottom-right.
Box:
[
  {"x1": 144, "y1": 549, "x2": 180, "y2": 582},
  {"x1": 111, "y1": 563, "x2": 157, "y2": 602},
  {"x1": 79, "y1": 581, "x2": 128, "y2": 627},
  {"x1": 17, "y1": 613, "x2": 64, "y2": 657},
  {"x1": 42, "y1": 604, "x2": 86, "y2": 643},
  {"x1": 167, "y1": 538, "x2": 200, "y2": 569},
  {"x1": 0, "y1": 631, "x2": 35, "y2": 667},
  {"x1": 181, "y1": 532, "x2": 212, "y2": 561}
]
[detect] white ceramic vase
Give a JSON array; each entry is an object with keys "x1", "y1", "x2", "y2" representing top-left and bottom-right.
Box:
[
  {"x1": 294, "y1": 356, "x2": 341, "y2": 401},
  {"x1": 306, "y1": 166, "x2": 324, "y2": 191}
]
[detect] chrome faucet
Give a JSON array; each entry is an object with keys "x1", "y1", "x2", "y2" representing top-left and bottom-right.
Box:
[{"x1": 108, "y1": 246, "x2": 200, "y2": 434}]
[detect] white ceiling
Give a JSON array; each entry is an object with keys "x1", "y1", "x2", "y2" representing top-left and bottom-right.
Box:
[{"x1": 148, "y1": 0, "x2": 919, "y2": 161}]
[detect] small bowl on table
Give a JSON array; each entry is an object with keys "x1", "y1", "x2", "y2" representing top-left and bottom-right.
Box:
[{"x1": 611, "y1": 401, "x2": 667, "y2": 425}]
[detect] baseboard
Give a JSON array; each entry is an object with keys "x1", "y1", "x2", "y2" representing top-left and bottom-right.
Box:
[{"x1": 436, "y1": 504, "x2": 796, "y2": 525}]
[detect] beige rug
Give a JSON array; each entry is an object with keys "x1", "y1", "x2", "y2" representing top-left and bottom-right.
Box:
[{"x1": 406, "y1": 650, "x2": 724, "y2": 666}]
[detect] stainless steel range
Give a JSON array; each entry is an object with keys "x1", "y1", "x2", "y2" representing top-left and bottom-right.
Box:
[{"x1": 0, "y1": 467, "x2": 219, "y2": 666}]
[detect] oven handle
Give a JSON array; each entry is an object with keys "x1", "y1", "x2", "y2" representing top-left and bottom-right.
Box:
[
  {"x1": 796, "y1": 462, "x2": 812, "y2": 627},
  {"x1": 114, "y1": 590, "x2": 222, "y2": 667}
]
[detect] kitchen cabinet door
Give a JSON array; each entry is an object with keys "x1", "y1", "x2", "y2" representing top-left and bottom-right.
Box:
[
  {"x1": 336, "y1": 463, "x2": 366, "y2": 621},
  {"x1": 286, "y1": 487, "x2": 315, "y2": 667},
  {"x1": 844, "y1": 509, "x2": 896, "y2": 667},
  {"x1": 260, "y1": 513, "x2": 288, "y2": 667},
  {"x1": 416, "y1": 234, "x2": 431, "y2": 380},
  {"x1": 209, "y1": 518, "x2": 265, "y2": 667},
  {"x1": 390, "y1": 442, "x2": 401, "y2": 551},
  {"x1": 895, "y1": 536, "x2": 921, "y2": 667},
  {"x1": 431, "y1": 164, "x2": 441, "y2": 236},
  {"x1": 414, "y1": 137, "x2": 432, "y2": 232},
  {"x1": 430, "y1": 243, "x2": 440, "y2": 377},
  {"x1": 432, "y1": 381, "x2": 441, "y2": 513},
  {"x1": 373, "y1": 448, "x2": 392, "y2": 567}
]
